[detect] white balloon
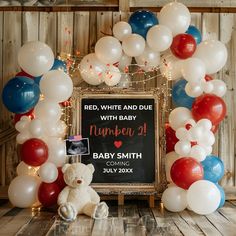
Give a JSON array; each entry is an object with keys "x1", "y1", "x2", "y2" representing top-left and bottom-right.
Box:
[
  {"x1": 39, "y1": 162, "x2": 58, "y2": 183},
  {"x1": 44, "y1": 120, "x2": 67, "y2": 138},
  {"x1": 79, "y1": 53, "x2": 106, "y2": 86},
  {"x1": 187, "y1": 180, "x2": 221, "y2": 215},
  {"x1": 185, "y1": 82, "x2": 203, "y2": 98},
  {"x1": 176, "y1": 127, "x2": 188, "y2": 140},
  {"x1": 211, "y1": 80, "x2": 227, "y2": 97},
  {"x1": 29, "y1": 119, "x2": 44, "y2": 137},
  {"x1": 117, "y1": 52, "x2": 132, "y2": 72},
  {"x1": 8, "y1": 175, "x2": 40, "y2": 208},
  {"x1": 165, "y1": 152, "x2": 180, "y2": 182},
  {"x1": 160, "y1": 53, "x2": 182, "y2": 80},
  {"x1": 16, "y1": 161, "x2": 38, "y2": 176},
  {"x1": 162, "y1": 186, "x2": 187, "y2": 212},
  {"x1": 159, "y1": 2, "x2": 191, "y2": 36},
  {"x1": 190, "y1": 145, "x2": 207, "y2": 162},
  {"x1": 175, "y1": 141, "x2": 191, "y2": 156},
  {"x1": 18, "y1": 41, "x2": 54, "y2": 77},
  {"x1": 135, "y1": 45, "x2": 160, "y2": 72},
  {"x1": 201, "y1": 145, "x2": 213, "y2": 156},
  {"x1": 188, "y1": 126, "x2": 203, "y2": 141},
  {"x1": 198, "y1": 131, "x2": 215, "y2": 146},
  {"x1": 122, "y1": 34, "x2": 145, "y2": 57},
  {"x1": 35, "y1": 100, "x2": 62, "y2": 122},
  {"x1": 146, "y1": 25, "x2": 173, "y2": 52},
  {"x1": 16, "y1": 132, "x2": 31, "y2": 144},
  {"x1": 95, "y1": 36, "x2": 122, "y2": 64},
  {"x1": 113, "y1": 21, "x2": 132, "y2": 41},
  {"x1": 201, "y1": 80, "x2": 214, "y2": 94},
  {"x1": 40, "y1": 70, "x2": 73, "y2": 102},
  {"x1": 197, "y1": 119, "x2": 212, "y2": 130},
  {"x1": 117, "y1": 73, "x2": 131, "y2": 88},
  {"x1": 194, "y1": 40, "x2": 228, "y2": 74},
  {"x1": 181, "y1": 58, "x2": 206, "y2": 84},
  {"x1": 104, "y1": 65, "x2": 121, "y2": 86},
  {"x1": 15, "y1": 116, "x2": 31, "y2": 132},
  {"x1": 169, "y1": 107, "x2": 192, "y2": 130}
]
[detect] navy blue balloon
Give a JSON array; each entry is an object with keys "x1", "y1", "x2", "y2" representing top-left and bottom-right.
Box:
[
  {"x1": 172, "y1": 79, "x2": 195, "y2": 109},
  {"x1": 51, "y1": 59, "x2": 67, "y2": 73},
  {"x1": 186, "y1": 25, "x2": 202, "y2": 45},
  {"x1": 128, "y1": 10, "x2": 158, "y2": 38},
  {"x1": 34, "y1": 76, "x2": 42, "y2": 85},
  {"x1": 2, "y1": 76, "x2": 40, "y2": 114},
  {"x1": 201, "y1": 155, "x2": 224, "y2": 183},
  {"x1": 215, "y1": 183, "x2": 225, "y2": 208}
]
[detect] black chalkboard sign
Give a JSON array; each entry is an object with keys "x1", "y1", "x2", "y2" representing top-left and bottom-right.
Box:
[{"x1": 81, "y1": 97, "x2": 156, "y2": 184}]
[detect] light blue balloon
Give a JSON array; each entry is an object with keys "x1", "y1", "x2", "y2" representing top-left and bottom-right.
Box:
[
  {"x1": 128, "y1": 10, "x2": 158, "y2": 38},
  {"x1": 215, "y1": 183, "x2": 225, "y2": 208},
  {"x1": 2, "y1": 76, "x2": 40, "y2": 114},
  {"x1": 172, "y1": 79, "x2": 195, "y2": 109},
  {"x1": 186, "y1": 25, "x2": 202, "y2": 44},
  {"x1": 201, "y1": 155, "x2": 225, "y2": 183}
]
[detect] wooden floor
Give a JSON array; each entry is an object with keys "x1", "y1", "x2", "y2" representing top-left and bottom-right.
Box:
[{"x1": 1, "y1": 200, "x2": 236, "y2": 236}]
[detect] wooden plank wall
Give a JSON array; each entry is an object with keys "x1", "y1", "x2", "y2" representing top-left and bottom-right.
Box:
[{"x1": 0, "y1": 10, "x2": 235, "y2": 196}]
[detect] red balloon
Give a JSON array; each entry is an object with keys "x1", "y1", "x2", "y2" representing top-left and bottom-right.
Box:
[
  {"x1": 165, "y1": 123, "x2": 179, "y2": 153},
  {"x1": 55, "y1": 167, "x2": 66, "y2": 190},
  {"x1": 211, "y1": 124, "x2": 219, "y2": 133},
  {"x1": 16, "y1": 71, "x2": 34, "y2": 79},
  {"x1": 171, "y1": 157, "x2": 203, "y2": 189},
  {"x1": 170, "y1": 34, "x2": 197, "y2": 59},
  {"x1": 20, "y1": 138, "x2": 48, "y2": 166},
  {"x1": 38, "y1": 182, "x2": 61, "y2": 207},
  {"x1": 60, "y1": 99, "x2": 71, "y2": 107},
  {"x1": 192, "y1": 94, "x2": 226, "y2": 125},
  {"x1": 14, "y1": 109, "x2": 35, "y2": 124},
  {"x1": 204, "y1": 74, "x2": 213, "y2": 82}
]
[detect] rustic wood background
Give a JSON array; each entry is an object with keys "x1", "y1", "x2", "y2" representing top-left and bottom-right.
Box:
[{"x1": 0, "y1": 5, "x2": 235, "y2": 197}]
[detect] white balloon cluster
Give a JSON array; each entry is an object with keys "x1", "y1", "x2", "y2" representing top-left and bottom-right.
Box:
[{"x1": 175, "y1": 118, "x2": 215, "y2": 161}]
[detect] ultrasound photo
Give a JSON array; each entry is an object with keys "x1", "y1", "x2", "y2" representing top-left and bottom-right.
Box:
[{"x1": 66, "y1": 138, "x2": 90, "y2": 156}]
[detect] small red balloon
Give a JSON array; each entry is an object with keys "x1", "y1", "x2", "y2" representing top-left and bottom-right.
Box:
[
  {"x1": 38, "y1": 182, "x2": 61, "y2": 207},
  {"x1": 192, "y1": 94, "x2": 226, "y2": 125},
  {"x1": 14, "y1": 109, "x2": 35, "y2": 124},
  {"x1": 60, "y1": 99, "x2": 71, "y2": 107},
  {"x1": 20, "y1": 138, "x2": 48, "y2": 167},
  {"x1": 165, "y1": 123, "x2": 179, "y2": 153},
  {"x1": 171, "y1": 157, "x2": 203, "y2": 189},
  {"x1": 211, "y1": 124, "x2": 219, "y2": 133},
  {"x1": 204, "y1": 75, "x2": 213, "y2": 82},
  {"x1": 55, "y1": 167, "x2": 66, "y2": 190},
  {"x1": 16, "y1": 71, "x2": 34, "y2": 79},
  {"x1": 170, "y1": 34, "x2": 197, "y2": 59}
]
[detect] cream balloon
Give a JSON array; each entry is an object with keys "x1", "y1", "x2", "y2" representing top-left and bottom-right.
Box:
[
  {"x1": 146, "y1": 25, "x2": 173, "y2": 52},
  {"x1": 197, "y1": 119, "x2": 212, "y2": 130},
  {"x1": 175, "y1": 141, "x2": 191, "y2": 156},
  {"x1": 16, "y1": 161, "x2": 38, "y2": 176},
  {"x1": 189, "y1": 145, "x2": 207, "y2": 162},
  {"x1": 169, "y1": 107, "x2": 192, "y2": 130},
  {"x1": 104, "y1": 65, "x2": 121, "y2": 86},
  {"x1": 44, "y1": 120, "x2": 67, "y2": 138},
  {"x1": 198, "y1": 131, "x2": 215, "y2": 146},
  {"x1": 38, "y1": 162, "x2": 58, "y2": 183},
  {"x1": 29, "y1": 119, "x2": 44, "y2": 137},
  {"x1": 162, "y1": 186, "x2": 188, "y2": 212},
  {"x1": 35, "y1": 100, "x2": 62, "y2": 122},
  {"x1": 40, "y1": 70, "x2": 73, "y2": 102},
  {"x1": 15, "y1": 116, "x2": 31, "y2": 132},
  {"x1": 175, "y1": 127, "x2": 188, "y2": 140},
  {"x1": 113, "y1": 21, "x2": 132, "y2": 41},
  {"x1": 95, "y1": 36, "x2": 122, "y2": 64},
  {"x1": 117, "y1": 52, "x2": 132, "y2": 72},
  {"x1": 211, "y1": 80, "x2": 227, "y2": 97},
  {"x1": 79, "y1": 53, "x2": 106, "y2": 86},
  {"x1": 16, "y1": 132, "x2": 31, "y2": 144},
  {"x1": 185, "y1": 83, "x2": 203, "y2": 98},
  {"x1": 187, "y1": 180, "x2": 221, "y2": 215},
  {"x1": 135, "y1": 45, "x2": 160, "y2": 72},
  {"x1": 165, "y1": 151, "x2": 180, "y2": 182},
  {"x1": 18, "y1": 41, "x2": 54, "y2": 77},
  {"x1": 159, "y1": 2, "x2": 191, "y2": 36},
  {"x1": 122, "y1": 34, "x2": 145, "y2": 57},
  {"x1": 8, "y1": 175, "x2": 40, "y2": 208},
  {"x1": 201, "y1": 80, "x2": 214, "y2": 93},
  {"x1": 194, "y1": 40, "x2": 228, "y2": 74}
]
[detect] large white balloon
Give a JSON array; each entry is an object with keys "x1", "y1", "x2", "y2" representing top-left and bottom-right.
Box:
[
  {"x1": 38, "y1": 162, "x2": 58, "y2": 183},
  {"x1": 95, "y1": 36, "x2": 122, "y2": 64},
  {"x1": 104, "y1": 65, "x2": 121, "y2": 86},
  {"x1": 169, "y1": 107, "x2": 192, "y2": 130},
  {"x1": 8, "y1": 175, "x2": 40, "y2": 208},
  {"x1": 147, "y1": 25, "x2": 173, "y2": 52},
  {"x1": 135, "y1": 45, "x2": 160, "y2": 72},
  {"x1": 165, "y1": 152, "x2": 180, "y2": 182},
  {"x1": 113, "y1": 21, "x2": 132, "y2": 41},
  {"x1": 160, "y1": 53, "x2": 182, "y2": 80},
  {"x1": 181, "y1": 58, "x2": 206, "y2": 85},
  {"x1": 117, "y1": 52, "x2": 132, "y2": 72},
  {"x1": 79, "y1": 53, "x2": 106, "y2": 86},
  {"x1": 40, "y1": 70, "x2": 73, "y2": 102},
  {"x1": 187, "y1": 180, "x2": 221, "y2": 215},
  {"x1": 162, "y1": 186, "x2": 188, "y2": 212},
  {"x1": 159, "y1": 2, "x2": 191, "y2": 36},
  {"x1": 16, "y1": 161, "x2": 38, "y2": 176},
  {"x1": 18, "y1": 41, "x2": 54, "y2": 77},
  {"x1": 194, "y1": 40, "x2": 228, "y2": 74},
  {"x1": 122, "y1": 34, "x2": 145, "y2": 57}
]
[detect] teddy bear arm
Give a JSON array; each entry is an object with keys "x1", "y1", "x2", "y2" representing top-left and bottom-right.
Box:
[
  {"x1": 57, "y1": 186, "x2": 70, "y2": 205},
  {"x1": 87, "y1": 186, "x2": 100, "y2": 204}
]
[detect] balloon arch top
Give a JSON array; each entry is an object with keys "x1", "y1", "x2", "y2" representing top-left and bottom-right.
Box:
[{"x1": 2, "y1": 2, "x2": 227, "y2": 215}]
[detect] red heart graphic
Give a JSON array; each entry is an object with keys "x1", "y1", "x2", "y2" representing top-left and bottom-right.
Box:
[{"x1": 114, "y1": 141, "x2": 122, "y2": 149}]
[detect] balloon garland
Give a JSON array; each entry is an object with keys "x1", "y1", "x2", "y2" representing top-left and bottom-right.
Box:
[{"x1": 1, "y1": 1, "x2": 227, "y2": 214}]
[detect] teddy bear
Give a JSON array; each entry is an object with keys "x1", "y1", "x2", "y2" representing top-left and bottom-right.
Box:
[{"x1": 57, "y1": 162, "x2": 109, "y2": 222}]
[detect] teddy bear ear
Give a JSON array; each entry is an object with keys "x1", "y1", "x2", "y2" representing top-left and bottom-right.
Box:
[
  {"x1": 62, "y1": 163, "x2": 71, "y2": 173},
  {"x1": 87, "y1": 164, "x2": 95, "y2": 174}
]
